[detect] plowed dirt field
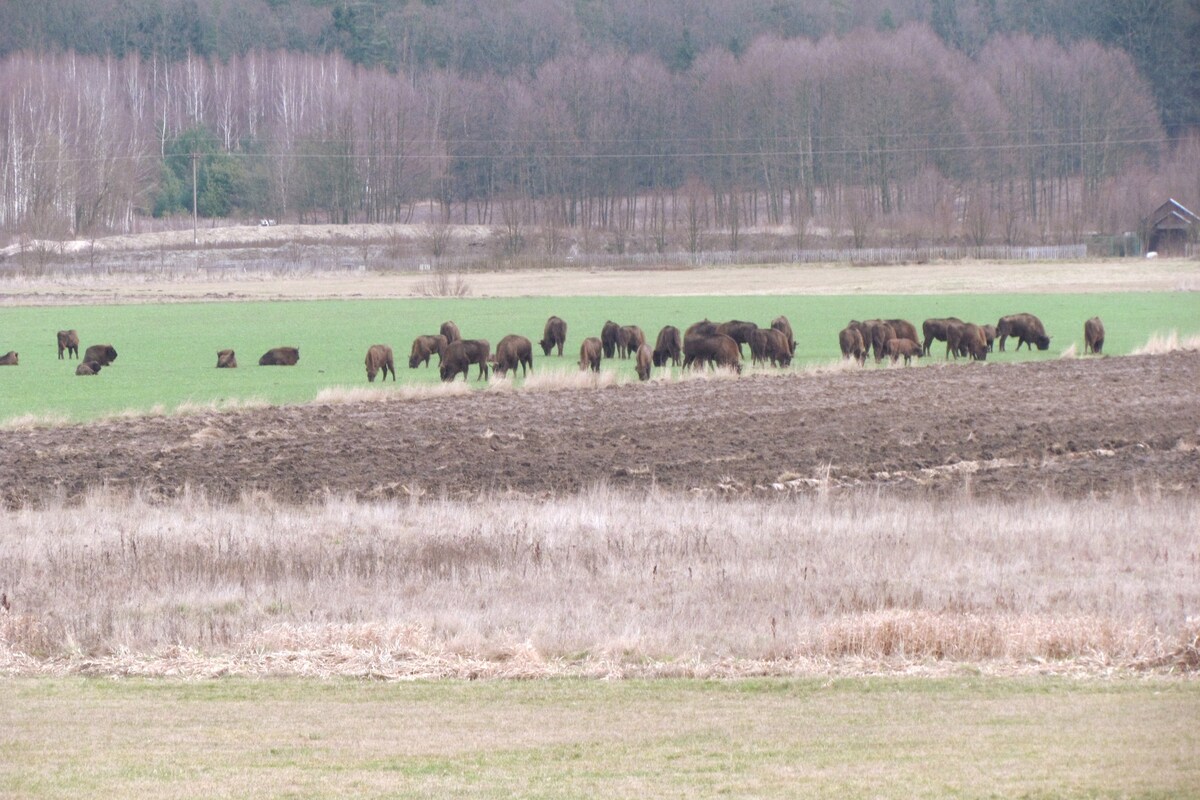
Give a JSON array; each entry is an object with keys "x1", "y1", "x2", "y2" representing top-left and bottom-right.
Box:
[{"x1": 4, "y1": 352, "x2": 1198, "y2": 506}]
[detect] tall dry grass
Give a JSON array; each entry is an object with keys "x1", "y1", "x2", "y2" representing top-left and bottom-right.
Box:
[
  {"x1": 1, "y1": 487, "x2": 1196, "y2": 677},
  {"x1": 1132, "y1": 330, "x2": 1200, "y2": 355}
]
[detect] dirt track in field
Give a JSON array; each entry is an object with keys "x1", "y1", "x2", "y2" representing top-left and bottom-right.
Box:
[{"x1": 3, "y1": 352, "x2": 1198, "y2": 506}]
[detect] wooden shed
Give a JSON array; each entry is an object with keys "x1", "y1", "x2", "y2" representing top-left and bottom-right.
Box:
[{"x1": 1144, "y1": 199, "x2": 1198, "y2": 256}]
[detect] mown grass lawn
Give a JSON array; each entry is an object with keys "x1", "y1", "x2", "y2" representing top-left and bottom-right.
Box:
[
  {"x1": 1, "y1": 292, "x2": 1196, "y2": 422},
  {"x1": 1, "y1": 677, "x2": 1196, "y2": 799}
]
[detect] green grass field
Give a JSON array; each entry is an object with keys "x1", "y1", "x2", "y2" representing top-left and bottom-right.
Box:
[
  {"x1": 2, "y1": 677, "x2": 1196, "y2": 799},
  {"x1": 1, "y1": 292, "x2": 1197, "y2": 423}
]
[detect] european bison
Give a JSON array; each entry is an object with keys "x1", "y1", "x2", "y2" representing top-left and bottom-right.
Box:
[
  {"x1": 635, "y1": 343, "x2": 653, "y2": 381},
  {"x1": 440, "y1": 339, "x2": 490, "y2": 382},
  {"x1": 981, "y1": 324, "x2": 997, "y2": 353},
  {"x1": 885, "y1": 338, "x2": 923, "y2": 365},
  {"x1": 365, "y1": 344, "x2": 396, "y2": 382},
  {"x1": 57, "y1": 330, "x2": 79, "y2": 360},
  {"x1": 409, "y1": 335, "x2": 448, "y2": 368},
  {"x1": 618, "y1": 325, "x2": 646, "y2": 359},
  {"x1": 259, "y1": 347, "x2": 299, "y2": 366},
  {"x1": 75, "y1": 360, "x2": 102, "y2": 375},
  {"x1": 440, "y1": 321, "x2": 461, "y2": 344},
  {"x1": 84, "y1": 344, "x2": 118, "y2": 366},
  {"x1": 652, "y1": 325, "x2": 682, "y2": 367},
  {"x1": 996, "y1": 313, "x2": 1050, "y2": 351},
  {"x1": 946, "y1": 322, "x2": 988, "y2": 360},
  {"x1": 216, "y1": 349, "x2": 238, "y2": 368},
  {"x1": 771, "y1": 315, "x2": 796, "y2": 354},
  {"x1": 686, "y1": 319, "x2": 719, "y2": 338},
  {"x1": 921, "y1": 317, "x2": 962, "y2": 355},
  {"x1": 491, "y1": 334, "x2": 534, "y2": 378},
  {"x1": 601, "y1": 321, "x2": 621, "y2": 359},
  {"x1": 579, "y1": 337, "x2": 602, "y2": 372},
  {"x1": 539, "y1": 316, "x2": 568, "y2": 356},
  {"x1": 852, "y1": 320, "x2": 894, "y2": 363},
  {"x1": 1084, "y1": 317, "x2": 1105, "y2": 355},
  {"x1": 839, "y1": 326, "x2": 867, "y2": 365},
  {"x1": 716, "y1": 320, "x2": 758, "y2": 356},
  {"x1": 750, "y1": 328, "x2": 792, "y2": 367},
  {"x1": 0, "y1": 351, "x2": 17, "y2": 366},
  {"x1": 682, "y1": 332, "x2": 742, "y2": 374},
  {"x1": 885, "y1": 319, "x2": 921, "y2": 350}
]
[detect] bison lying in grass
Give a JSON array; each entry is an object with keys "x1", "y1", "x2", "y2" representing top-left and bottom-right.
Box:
[
  {"x1": 216, "y1": 349, "x2": 238, "y2": 368},
  {"x1": 0, "y1": 351, "x2": 17, "y2": 366},
  {"x1": 75, "y1": 360, "x2": 102, "y2": 375},
  {"x1": 84, "y1": 344, "x2": 118, "y2": 366},
  {"x1": 259, "y1": 347, "x2": 299, "y2": 366}
]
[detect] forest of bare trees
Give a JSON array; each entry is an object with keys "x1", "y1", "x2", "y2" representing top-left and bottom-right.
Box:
[{"x1": 1, "y1": 22, "x2": 1197, "y2": 250}]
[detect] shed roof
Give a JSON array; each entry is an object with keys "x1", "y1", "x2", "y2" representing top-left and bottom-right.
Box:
[{"x1": 1146, "y1": 198, "x2": 1199, "y2": 230}]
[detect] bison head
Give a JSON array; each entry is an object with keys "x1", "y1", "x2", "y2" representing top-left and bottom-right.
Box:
[
  {"x1": 1036, "y1": 336, "x2": 1051, "y2": 351},
  {"x1": 539, "y1": 338, "x2": 553, "y2": 356},
  {"x1": 408, "y1": 354, "x2": 422, "y2": 368}
]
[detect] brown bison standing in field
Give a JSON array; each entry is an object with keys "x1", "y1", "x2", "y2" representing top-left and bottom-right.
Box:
[
  {"x1": 84, "y1": 344, "x2": 118, "y2": 366},
  {"x1": 600, "y1": 321, "x2": 621, "y2": 358},
  {"x1": 0, "y1": 351, "x2": 17, "y2": 365},
  {"x1": 409, "y1": 335, "x2": 448, "y2": 368},
  {"x1": 852, "y1": 320, "x2": 894, "y2": 363},
  {"x1": 440, "y1": 321, "x2": 461, "y2": 344},
  {"x1": 259, "y1": 346, "x2": 299, "y2": 366},
  {"x1": 75, "y1": 360, "x2": 102, "y2": 375},
  {"x1": 682, "y1": 332, "x2": 742, "y2": 374},
  {"x1": 771, "y1": 315, "x2": 796, "y2": 355},
  {"x1": 750, "y1": 328, "x2": 792, "y2": 367},
  {"x1": 839, "y1": 327, "x2": 867, "y2": 364},
  {"x1": 652, "y1": 325, "x2": 682, "y2": 367},
  {"x1": 1084, "y1": 317, "x2": 1105, "y2": 355},
  {"x1": 491, "y1": 334, "x2": 534, "y2": 377},
  {"x1": 365, "y1": 344, "x2": 396, "y2": 382},
  {"x1": 539, "y1": 316, "x2": 567, "y2": 356},
  {"x1": 716, "y1": 320, "x2": 758, "y2": 356},
  {"x1": 885, "y1": 338, "x2": 923, "y2": 365},
  {"x1": 996, "y1": 313, "x2": 1051, "y2": 351},
  {"x1": 579, "y1": 337, "x2": 602, "y2": 372},
  {"x1": 921, "y1": 317, "x2": 962, "y2": 355},
  {"x1": 884, "y1": 319, "x2": 921, "y2": 350},
  {"x1": 216, "y1": 349, "x2": 238, "y2": 368},
  {"x1": 57, "y1": 330, "x2": 79, "y2": 360},
  {"x1": 635, "y1": 343, "x2": 653, "y2": 381},
  {"x1": 946, "y1": 322, "x2": 988, "y2": 360},
  {"x1": 618, "y1": 325, "x2": 646, "y2": 359},
  {"x1": 440, "y1": 339, "x2": 490, "y2": 381},
  {"x1": 981, "y1": 324, "x2": 997, "y2": 353}
]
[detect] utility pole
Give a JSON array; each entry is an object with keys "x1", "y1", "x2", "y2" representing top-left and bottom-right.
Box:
[{"x1": 191, "y1": 152, "x2": 198, "y2": 245}]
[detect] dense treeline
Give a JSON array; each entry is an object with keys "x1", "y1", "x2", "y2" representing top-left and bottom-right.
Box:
[
  {"x1": 1, "y1": 0, "x2": 1197, "y2": 132},
  {"x1": 0, "y1": 26, "x2": 1194, "y2": 247}
]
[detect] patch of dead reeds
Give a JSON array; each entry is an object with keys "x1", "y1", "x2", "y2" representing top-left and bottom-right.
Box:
[
  {"x1": 1, "y1": 487, "x2": 1196, "y2": 678},
  {"x1": 1132, "y1": 330, "x2": 1200, "y2": 355}
]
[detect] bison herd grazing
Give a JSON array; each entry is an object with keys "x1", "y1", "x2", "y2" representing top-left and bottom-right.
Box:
[{"x1": 2, "y1": 312, "x2": 1103, "y2": 387}]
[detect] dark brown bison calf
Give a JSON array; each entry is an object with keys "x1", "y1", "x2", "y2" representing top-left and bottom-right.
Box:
[
  {"x1": 409, "y1": 335, "x2": 448, "y2": 368},
  {"x1": 0, "y1": 351, "x2": 17, "y2": 365},
  {"x1": 1084, "y1": 317, "x2": 1105, "y2": 355},
  {"x1": 491, "y1": 335, "x2": 534, "y2": 378},
  {"x1": 539, "y1": 316, "x2": 567, "y2": 356},
  {"x1": 635, "y1": 343, "x2": 653, "y2": 381},
  {"x1": 440, "y1": 339, "x2": 490, "y2": 381},
  {"x1": 365, "y1": 344, "x2": 396, "y2": 382},
  {"x1": 75, "y1": 360, "x2": 102, "y2": 375},
  {"x1": 83, "y1": 344, "x2": 118, "y2": 366},
  {"x1": 652, "y1": 325, "x2": 682, "y2": 367},
  {"x1": 216, "y1": 349, "x2": 238, "y2": 368},
  {"x1": 57, "y1": 329, "x2": 79, "y2": 360},
  {"x1": 259, "y1": 347, "x2": 299, "y2": 366},
  {"x1": 579, "y1": 337, "x2": 602, "y2": 372}
]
